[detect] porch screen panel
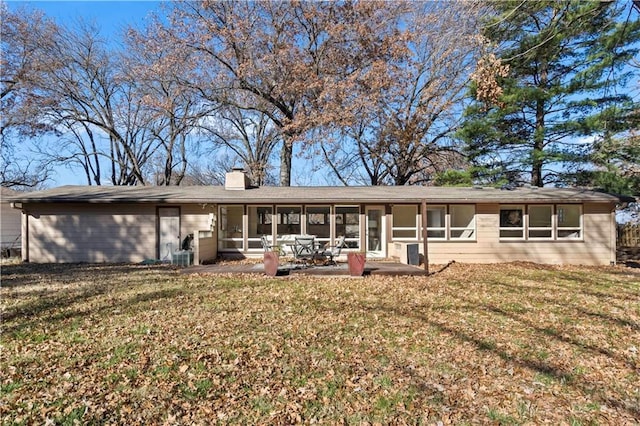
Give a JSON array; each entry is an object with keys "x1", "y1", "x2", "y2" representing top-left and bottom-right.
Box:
[
  {"x1": 392, "y1": 205, "x2": 417, "y2": 240},
  {"x1": 248, "y1": 206, "x2": 273, "y2": 250},
  {"x1": 277, "y1": 206, "x2": 302, "y2": 236},
  {"x1": 336, "y1": 206, "x2": 360, "y2": 249},
  {"x1": 307, "y1": 206, "x2": 330, "y2": 246},
  {"x1": 219, "y1": 205, "x2": 244, "y2": 250}
]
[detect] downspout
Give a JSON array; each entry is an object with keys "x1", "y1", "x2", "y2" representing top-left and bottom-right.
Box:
[{"x1": 421, "y1": 199, "x2": 429, "y2": 274}]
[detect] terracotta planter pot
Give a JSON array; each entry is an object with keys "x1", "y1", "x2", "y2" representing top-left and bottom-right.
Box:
[
  {"x1": 264, "y1": 251, "x2": 279, "y2": 276},
  {"x1": 347, "y1": 252, "x2": 366, "y2": 276}
]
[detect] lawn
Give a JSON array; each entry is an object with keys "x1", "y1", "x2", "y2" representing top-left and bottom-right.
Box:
[{"x1": 1, "y1": 262, "x2": 639, "y2": 424}]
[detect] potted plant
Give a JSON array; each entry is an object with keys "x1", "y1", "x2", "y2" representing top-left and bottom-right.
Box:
[
  {"x1": 263, "y1": 250, "x2": 279, "y2": 276},
  {"x1": 347, "y1": 251, "x2": 366, "y2": 276}
]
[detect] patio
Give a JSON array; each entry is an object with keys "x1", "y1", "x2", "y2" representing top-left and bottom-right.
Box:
[{"x1": 181, "y1": 260, "x2": 429, "y2": 276}]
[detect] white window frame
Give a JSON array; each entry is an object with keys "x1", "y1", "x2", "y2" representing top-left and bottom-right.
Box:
[
  {"x1": 449, "y1": 204, "x2": 476, "y2": 240},
  {"x1": 499, "y1": 205, "x2": 525, "y2": 240},
  {"x1": 557, "y1": 204, "x2": 582, "y2": 240},
  {"x1": 527, "y1": 204, "x2": 553, "y2": 240},
  {"x1": 392, "y1": 205, "x2": 418, "y2": 241},
  {"x1": 425, "y1": 205, "x2": 447, "y2": 240}
]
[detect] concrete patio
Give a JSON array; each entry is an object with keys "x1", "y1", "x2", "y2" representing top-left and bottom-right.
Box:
[{"x1": 181, "y1": 260, "x2": 429, "y2": 276}]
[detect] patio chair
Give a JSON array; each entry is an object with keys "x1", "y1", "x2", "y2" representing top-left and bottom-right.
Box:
[
  {"x1": 261, "y1": 235, "x2": 283, "y2": 255},
  {"x1": 321, "y1": 235, "x2": 346, "y2": 265},
  {"x1": 292, "y1": 236, "x2": 317, "y2": 267}
]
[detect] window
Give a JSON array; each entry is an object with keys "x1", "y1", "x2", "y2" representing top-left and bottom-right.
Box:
[
  {"x1": 219, "y1": 205, "x2": 244, "y2": 250},
  {"x1": 499, "y1": 203, "x2": 583, "y2": 241},
  {"x1": 306, "y1": 206, "x2": 330, "y2": 246},
  {"x1": 557, "y1": 204, "x2": 581, "y2": 239},
  {"x1": 248, "y1": 206, "x2": 272, "y2": 249},
  {"x1": 450, "y1": 205, "x2": 475, "y2": 239},
  {"x1": 528, "y1": 205, "x2": 552, "y2": 239},
  {"x1": 500, "y1": 206, "x2": 524, "y2": 239},
  {"x1": 276, "y1": 206, "x2": 301, "y2": 235},
  {"x1": 426, "y1": 206, "x2": 446, "y2": 239},
  {"x1": 336, "y1": 206, "x2": 360, "y2": 249},
  {"x1": 392, "y1": 205, "x2": 417, "y2": 239}
]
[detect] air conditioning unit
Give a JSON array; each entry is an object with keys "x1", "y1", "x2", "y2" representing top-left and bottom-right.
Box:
[{"x1": 393, "y1": 242, "x2": 419, "y2": 266}]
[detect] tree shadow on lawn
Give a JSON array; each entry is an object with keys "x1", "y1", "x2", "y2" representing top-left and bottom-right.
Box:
[
  {"x1": 1, "y1": 263, "x2": 183, "y2": 335},
  {"x1": 483, "y1": 277, "x2": 639, "y2": 331},
  {"x1": 3, "y1": 286, "x2": 187, "y2": 337},
  {"x1": 342, "y1": 284, "x2": 640, "y2": 420},
  {"x1": 424, "y1": 315, "x2": 640, "y2": 419},
  {"x1": 574, "y1": 306, "x2": 640, "y2": 332},
  {"x1": 487, "y1": 277, "x2": 640, "y2": 309},
  {"x1": 553, "y1": 270, "x2": 640, "y2": 301},
  {"x1": 1, "y1": 262, "x2": 174, "y2": 289},
  {"x1": 488, "y1": 264, "x2": 640, "y2": 301},
  {"x1": 475, "y1": 302, "x2": 638, "y2": 371}
]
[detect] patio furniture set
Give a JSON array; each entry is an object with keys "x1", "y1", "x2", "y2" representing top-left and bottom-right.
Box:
[{"x1": 261, "y1": 235, "x2": 346, "y2": 268}]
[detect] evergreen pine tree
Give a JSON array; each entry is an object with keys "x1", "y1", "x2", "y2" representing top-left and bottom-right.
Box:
[{"x1": 459, "y1": 0, "x2": 639, "y2": 187}]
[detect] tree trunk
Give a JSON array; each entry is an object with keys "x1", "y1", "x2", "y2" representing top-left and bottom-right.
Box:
[
  {"x1": 532, "y1": 59, "x2": 547, "y2": 188},
  {"x1": 279, "y1": 137, "x2": 292, "y2": 187},
  {"x1": 532, "y1": 97, "x2": 545, "y2": 187}
]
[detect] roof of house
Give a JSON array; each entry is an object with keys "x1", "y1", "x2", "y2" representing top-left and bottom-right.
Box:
[
  {"x1": 5, "y1": 185, "x2": 627, "y2": 205},
  {"x1": 1, "y1": 187, "x2": 18, "y2": 200}
]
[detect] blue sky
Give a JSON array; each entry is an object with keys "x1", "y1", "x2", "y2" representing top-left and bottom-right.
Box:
[
  {"x1": 9, "y1": 1, "x2": 161, "y2": 34},
  {"x1": 7, "y1": 1, "x2": 163, "y2": 185}
]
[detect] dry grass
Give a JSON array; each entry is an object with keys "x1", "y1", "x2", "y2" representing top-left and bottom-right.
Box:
[{"x1": 1, "y1": 262, "x2": 639, "y2": 425}]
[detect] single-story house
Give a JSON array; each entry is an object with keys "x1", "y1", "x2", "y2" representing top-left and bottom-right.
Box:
[
  {"x1": 1, "y1": 187, "x2": 22, "y2": 256},
  {"x1": 7, "y1": 169, "x2": 627, "y2": 266}
]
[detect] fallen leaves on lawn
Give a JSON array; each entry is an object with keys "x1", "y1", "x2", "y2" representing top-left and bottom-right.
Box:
[{"x1": 1, "y1": 262, "x2": 638, "y2": 424}]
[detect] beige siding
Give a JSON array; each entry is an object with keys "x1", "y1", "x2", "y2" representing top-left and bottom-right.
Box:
[
  {"x1": 22, "y1": 199, "x2": 616, "y2": 266},
  {"x1": 180, "y1": 204, "x2": 216, "y2": 239},
  {"x1": 420, "y1": 203, "x2": 615, "y2": 266},
  {"x1": 180, "y1": 204, "x2": 218, "y2": 263},
  {"x1": 26, "y1": 203, "x2": 157, "y2": 263},
  {"x1": 1, "y1": 202, "x2": 21, "y2": 249},
  {"x1": 195, "y1": 235, "x2": 217, "y2": 264},
  {"x1": 25, "y1": 203, "x2": 217, "y2": 264}
]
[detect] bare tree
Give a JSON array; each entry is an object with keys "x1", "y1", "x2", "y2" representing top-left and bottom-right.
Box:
[
  {"x1": 37, "y1": 22, "x2": 159, "y2": 185},
  {"x1": 0, "y1": 5, "x2": 57, "y2": 188},
  {"x1": 200, "y1": 99, "x2": 280, "y2": 186},
  {"x1": 323, "y1": 1, "x2": 484, "y2": 186},
  {"x1": 164, "y1": 0, "x2": 409, "y2": 186},
  {"x1": 187, "y1": 153, "x2": 238, "y2": 186},
  {"x1": 123, "y1": 21, "x2": 216, "y2": 186}
]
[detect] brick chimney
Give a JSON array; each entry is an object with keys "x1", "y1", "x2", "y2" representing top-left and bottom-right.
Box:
[{"x1": 225, "y1": 168, "x2": 250, "y2": 190}]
